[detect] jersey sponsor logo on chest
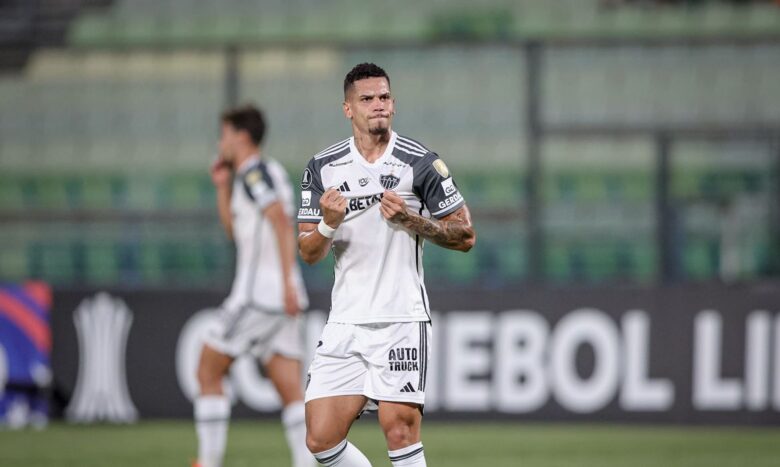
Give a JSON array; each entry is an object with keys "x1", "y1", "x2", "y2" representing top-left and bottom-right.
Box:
[{"x1": 346, "y1": 193, "x2": 383, "y2": 214}]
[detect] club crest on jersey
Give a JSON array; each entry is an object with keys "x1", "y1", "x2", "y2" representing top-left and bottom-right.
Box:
[
  {"x1": 301, "y1": 168, "x2": 312, "y2": 189},
  {"x1": 380, "y1": 174, "x2": 400, "y2": 190}
]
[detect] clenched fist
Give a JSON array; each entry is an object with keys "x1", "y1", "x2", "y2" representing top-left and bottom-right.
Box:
[
  {"x1": 320, "y1": 188, "x2": 348, "y2": 228},
  {"x1": 380, "y1": 190, "x2": 410, "y2": 224}
]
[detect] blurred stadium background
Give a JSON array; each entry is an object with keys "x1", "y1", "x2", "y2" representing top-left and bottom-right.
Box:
[{"x1": 1, "y1": 0, "x2": 780, "y2": 466}]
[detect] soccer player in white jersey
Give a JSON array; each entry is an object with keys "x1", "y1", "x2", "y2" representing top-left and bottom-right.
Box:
[
  {"x1": 297, "y1": 63, "x2": 476, "y2": 467},
  {"x1": 193, "y1": 105, "x2": 315, "y2": 467}
]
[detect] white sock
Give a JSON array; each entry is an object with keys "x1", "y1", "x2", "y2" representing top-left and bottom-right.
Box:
[
  {"x1": 282, "y1": 401, "x2": 316, "y2": 467},
  {"x1": 195, "y1": 395, "x2": 231, "y2": 467},
  {"x1": 313, "y1": 439, "x2": 372, "y2": 467},
  {"x1": 388, "y1": 442, "x2": 426, "y2": 467}
]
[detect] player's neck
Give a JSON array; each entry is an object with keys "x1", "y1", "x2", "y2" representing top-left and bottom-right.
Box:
[
  {"x1": 353, "y1": 130, "x2": 391, "y2": 163},
  {"x1": 233, "y1": 147, "x2": 261, "y2": 171}
]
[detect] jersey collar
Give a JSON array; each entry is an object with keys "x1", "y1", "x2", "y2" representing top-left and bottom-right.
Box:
[
  {"x1": 236, "y1": 154, "x2": 261, "y2": 175},
  {"x1": 351, "y1": 131, "x2": 397, "y2": 168}
]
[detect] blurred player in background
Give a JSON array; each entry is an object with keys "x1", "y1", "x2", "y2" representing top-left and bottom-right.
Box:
[
  {"x1": 297, "y1": 63, "x2": 476, "y2": 467},
  {"x1": 194, "y1": 105, "x2": 314, "y2": 467}
]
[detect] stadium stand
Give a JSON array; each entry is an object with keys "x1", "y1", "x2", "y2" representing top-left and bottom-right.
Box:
[
  {"x1": 0, "y1": 0, "x2": 778, "y2": 288},
  {"x1": 65, "y1": 0, "x2": 780, "y2": 46}
]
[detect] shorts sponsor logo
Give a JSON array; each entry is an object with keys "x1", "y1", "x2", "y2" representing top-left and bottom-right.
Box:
[
  {"x1": 301, "y1": 191, "x2": 311, "y2": 207},
  {"x1": 441, "y1": 178, "x2": 456, "y2": 196},
  {"x1": 389, "y1": 347, "x2": 419, "y2": 372}
]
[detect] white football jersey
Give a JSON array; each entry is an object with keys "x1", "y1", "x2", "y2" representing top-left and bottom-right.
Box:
[
  {"x1": 224, "y1": 156, "x2": 309, "y2": 313},
  {"x1": 297, "y1": 132, "x2": 465, "y2": 324}
]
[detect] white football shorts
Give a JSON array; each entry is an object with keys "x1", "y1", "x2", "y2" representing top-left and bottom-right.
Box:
[
  {"x1": 203, "y1": 305, "x2": 304, "y2": 364},
  {"x1": 305, "y1": 321, "x2": 431, "y2": 408}
]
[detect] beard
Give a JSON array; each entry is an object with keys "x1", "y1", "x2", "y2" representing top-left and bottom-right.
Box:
[{"x1": 368, "y1": 122, "x2": 389, "y2": 136}]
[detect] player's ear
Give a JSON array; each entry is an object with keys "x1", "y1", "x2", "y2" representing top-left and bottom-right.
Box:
[{"x1": 343, "y1": 101, "x2": 352, "y2": 119}]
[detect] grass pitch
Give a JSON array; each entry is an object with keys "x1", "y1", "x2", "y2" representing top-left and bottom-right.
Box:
[{"x1": 1, "y1": 419, "x2": 778, "y2": 467}]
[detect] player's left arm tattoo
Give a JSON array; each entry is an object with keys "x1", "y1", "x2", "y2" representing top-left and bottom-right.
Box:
[
  {"x1": 399, "y1": 206, "x2": 476, "y2": 252},
  {"x1": 380, "y1": 191, "x2": 475, "y2": 251}
]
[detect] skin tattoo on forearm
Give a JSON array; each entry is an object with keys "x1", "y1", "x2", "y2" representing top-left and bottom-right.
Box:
[{"x1": 401, "y1": 208, "x2": 474, "y2": 251}]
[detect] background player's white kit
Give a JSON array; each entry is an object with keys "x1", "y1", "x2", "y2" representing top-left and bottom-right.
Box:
[{"x1": 222, "y1": 157, "x2": 308, "y2": 314}]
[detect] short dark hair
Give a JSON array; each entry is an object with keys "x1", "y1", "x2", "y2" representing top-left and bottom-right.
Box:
[
  {"x1": 221, "y1": 104, "x2": 266, "y2": 146},
  {"x1": 343, "y1": 63, "x2": 390, "y2": 96}
]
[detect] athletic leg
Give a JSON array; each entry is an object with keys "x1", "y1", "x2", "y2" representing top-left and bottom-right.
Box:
[
  {"x1": 378, "y1": 401, "x2": 426, "y2": 467},
  {"x1": 265, "y1": 354, "x2": 315, "y2": 467},
  {"x1": 306, "y1": 395, "x2": 372, "y2": 466},
  {"x1": 194, "y1": 344, "x2": 234, "y2": 467}
]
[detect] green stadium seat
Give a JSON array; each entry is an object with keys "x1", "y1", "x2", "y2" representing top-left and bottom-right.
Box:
[
  {"x1": 171, "y1": 242, "x2": 210, "y2": 283},
  {"x1": 84, "y1": 242, "x2": 120, "y2": 284},
  {"x1": 115, "y1": 17, "x2": 159, "y2": 46},
  {"x1": 672, "y1": 171, "x2": 701, "y2": 199},
  {"x1": 442, "y1": 249, "x2": 479, "y2": 283},
  {"x1": 0, "y1": 246, "x2": 29, "y2": 281},
  {"x1": 31, "y1": 176, "x2": 70, "y2": 210},
  {"x1": 28, "y1": 242, "x2": 77, "y2": 283},
  {"x1": 545, "y1": 240, "x2": 571, "y2": 283},
  {"x1": 632, "y1": 243, "x2": 657, "y2": 283},
  {"x1": 683, "y1": 238, "x2": 718, "y2": 280},
  {"x1": 580, "y1": 244, "x2": 613, "y2": 282},
  {"x1": 140, "y1": 242, "x2": 165, "y2": 283},
  {"x1": 69, "y1": 13, "x2": 115, "y2": 46},
  {"x1": 482, "y1": 172, "x2": 524, "y2": 208},
  {"x1": 494, "y1": 241, "x2": 527, "y2": 283},
  {"x1": 0, "y1": 175, "x2": 25, "y2": 210},
  {"x1": 64, "y1": 0, "x2": 780, "y2": 48},
  {"x1": 164, "y1": 174, "x2": 208, "y2": 210}
]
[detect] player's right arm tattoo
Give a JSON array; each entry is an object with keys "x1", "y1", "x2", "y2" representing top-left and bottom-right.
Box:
[{"x1": 400, "y1": 205, "x2": 475, "y2": 252}]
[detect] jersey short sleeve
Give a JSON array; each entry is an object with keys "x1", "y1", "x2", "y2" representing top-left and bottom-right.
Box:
[
  {"x1": 297, "y1": 158, "x2": 325, "y2": 223},
  {"x1": 242, "y1": 163, "x2": 278, "y2": 211},
  {"x1": 414, "y1": 153, "x2": 466, "y2": 219}
]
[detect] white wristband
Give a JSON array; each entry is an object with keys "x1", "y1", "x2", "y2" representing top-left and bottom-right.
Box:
[{"x1": 317, "y1": 219, "x2": 337, "y2": 239}]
